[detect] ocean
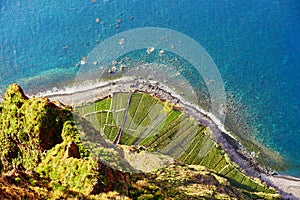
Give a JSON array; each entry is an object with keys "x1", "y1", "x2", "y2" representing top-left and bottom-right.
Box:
[{"x1": 0, "y1": 0, "x2": 299, "y2": 177}]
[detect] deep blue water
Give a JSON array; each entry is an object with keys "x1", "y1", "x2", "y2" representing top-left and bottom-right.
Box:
[{"x1": 1, "y1": 0, "x2": 299, "y2": 176}]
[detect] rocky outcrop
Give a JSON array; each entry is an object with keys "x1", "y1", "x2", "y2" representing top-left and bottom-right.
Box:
[
  {"x1": 0, "y1": 84, "x2": 72, "y2": 171},
  {"x1": 0, "y1": 84, "x2": 132, "y2": 197},
  {"x1": 65, "y1": 141, "x2": 81, "y2": 159},
  {"x1": 91, "y1": 161, "x2": 130, "y2": 195}
]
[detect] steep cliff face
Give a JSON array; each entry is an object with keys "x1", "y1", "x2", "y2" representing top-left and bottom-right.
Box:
[
  {"x1": 0, "y1": 84, "x2": 131, "y2": 198},
  {"x1": 0, "y1": 84, "x2": 69, "y2": 171}
]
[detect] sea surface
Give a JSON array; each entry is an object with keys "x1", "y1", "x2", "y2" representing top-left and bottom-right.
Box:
[{"x1": 1, "y1": 0, "x2": 299, "y2": 176}]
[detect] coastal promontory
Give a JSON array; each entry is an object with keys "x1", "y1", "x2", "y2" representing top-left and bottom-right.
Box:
[{"x1": 0, "y1": 83, "x2": 284, "y2": 199}]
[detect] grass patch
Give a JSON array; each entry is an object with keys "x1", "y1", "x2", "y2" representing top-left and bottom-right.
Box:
[
  {"x1": 104, "y1": 125, "x2": 112, "y2": 138},
  {"x1": 127, "y1": 93, "x2": 143, "y2": 121},
  {"x1": 129, "y1": 94, "x2": 157, "y2": 130},
  {"x1": 109, "y1": 127, "x2": 119, "y2": 141},
  {"x1": 96, "y1": 97, "x2": 111, "y2": 111},
  {"x1": 119, "y1": 130, "x2": 137, "y2": 146},
  {"x1": 100, "y1": 112, "x2": 108, "y2": 128}
]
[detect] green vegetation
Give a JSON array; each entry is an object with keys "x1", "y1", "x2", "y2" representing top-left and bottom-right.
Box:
[
  {"x1": 0, "y1": 85, "x2": 130, "y2": 199},
  {"x1": 76, "y1": 91, "x2": 280, "y2": 199},
  {"x1": 0, "y1": 84, "x2": 282, "y2": 199},
  {"x1": 0, "y1": 84, "x2": 68, "y2": 171}
]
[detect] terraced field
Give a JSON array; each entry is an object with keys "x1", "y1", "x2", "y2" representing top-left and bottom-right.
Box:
[{"x1": 74, "y1": 92, "x2": 277, "y2": 198}]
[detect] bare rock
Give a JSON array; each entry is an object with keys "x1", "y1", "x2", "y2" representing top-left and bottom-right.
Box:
[{"x1": 65, "y1": 141, "x2": 80, "y2": 159}]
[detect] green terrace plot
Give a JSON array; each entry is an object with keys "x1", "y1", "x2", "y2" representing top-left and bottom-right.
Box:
[
  {"x1": 74, "y1": 92, "x2": 278, "y2": 198},
  {"x1": 75, "y1": 98, "x2": 111, "y2": 133}
]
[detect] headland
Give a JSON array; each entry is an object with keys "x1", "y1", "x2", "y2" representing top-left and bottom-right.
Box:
[{"x1": 36, "y1": 76, "x2": 300, "y2": 199}]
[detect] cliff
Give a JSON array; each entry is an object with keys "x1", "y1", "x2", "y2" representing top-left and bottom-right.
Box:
[{"x1": 0, "y1": 84, "x2": 282, "y2": 199}]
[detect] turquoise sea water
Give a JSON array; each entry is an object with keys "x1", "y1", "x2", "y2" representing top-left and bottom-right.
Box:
[{"x1": 1, "y1": 0, "x2": 299, "y2": 176}]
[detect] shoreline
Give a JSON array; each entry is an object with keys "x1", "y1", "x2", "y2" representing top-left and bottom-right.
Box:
[{"x1": 34, "y1": 76, "x2": 299, "y2": 199}]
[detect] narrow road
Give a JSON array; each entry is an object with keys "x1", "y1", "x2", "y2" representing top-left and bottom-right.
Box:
[{"x1": 113, "y1": 91, "x2": 132, "y2": 145}]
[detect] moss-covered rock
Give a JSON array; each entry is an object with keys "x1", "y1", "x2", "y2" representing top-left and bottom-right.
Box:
[
  {"x1": 0, "y1": 84, "x2": 74, "y2": 171},
  {"x1": 36, "y1": 120, "x2": 129, "y2": 196},
  {"x1": 36, "y1": 139, "x2": 98, "y2": 195},
  {"x1": 0, "y1": 84, "x2": 132, "y2": 197}
]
